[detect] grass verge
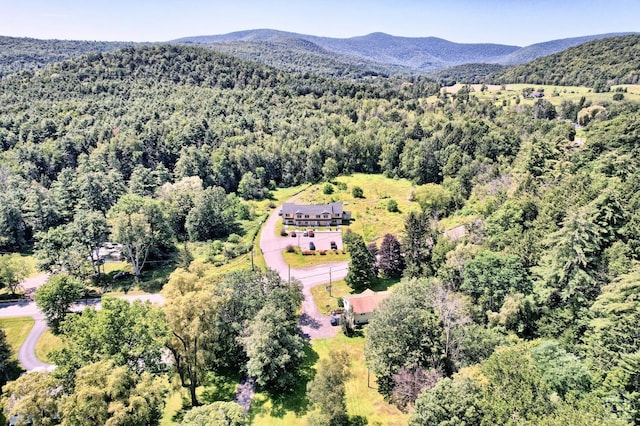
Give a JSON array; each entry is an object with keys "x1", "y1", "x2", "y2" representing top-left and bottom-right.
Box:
[
  {"x1": 282, "y1": 248, "x2": 349, "y2": 268},
  {"x1": 34, "y1": 328, "x2": 63, "y2": 364}
]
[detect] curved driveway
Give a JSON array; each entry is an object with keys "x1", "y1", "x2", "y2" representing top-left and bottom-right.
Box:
[
  {"x1": 260, "y1": 206, "x2": 348, "y2": 338},
  {"x1": 0, "y1": 288, "x2": 164, "y2": 371}
]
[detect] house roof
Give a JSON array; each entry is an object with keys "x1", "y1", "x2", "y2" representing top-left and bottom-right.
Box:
[
  {"x1": 281, "y1": 202, "x2": 344, "y2": 216},
  {"x1": 344, "y1": 289, "x2": 391, "y2": 314}
]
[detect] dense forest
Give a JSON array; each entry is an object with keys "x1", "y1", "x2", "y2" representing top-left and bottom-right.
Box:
[{"x1": 0, "y1": 35, "x2": 640, "y2": 425}]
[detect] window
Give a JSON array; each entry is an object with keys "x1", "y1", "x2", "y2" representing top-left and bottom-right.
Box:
[{"x1": 304, "y1": 214, "x2": 309, "y2": 218}]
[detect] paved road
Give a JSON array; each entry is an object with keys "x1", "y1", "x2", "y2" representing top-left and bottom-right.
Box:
[
  {"x1": 0, "y1": 287, "x2": 165, "y2": 371},
  {"x1": 260, "y1": 206, "x2": 348, "y2": 338}
]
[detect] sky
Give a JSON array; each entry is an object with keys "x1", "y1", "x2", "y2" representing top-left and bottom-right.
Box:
[{"x1": 0, "y1": 0, "x2": 638, "y2": 46}]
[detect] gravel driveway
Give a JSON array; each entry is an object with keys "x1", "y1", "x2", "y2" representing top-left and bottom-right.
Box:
[{"x1": 260, "y1": 206, "x2": 348, "y2": 339}]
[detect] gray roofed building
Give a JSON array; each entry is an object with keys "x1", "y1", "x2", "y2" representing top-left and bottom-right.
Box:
[{"x1": 281, "y1": 202, "x2": 351, "y2": 227}]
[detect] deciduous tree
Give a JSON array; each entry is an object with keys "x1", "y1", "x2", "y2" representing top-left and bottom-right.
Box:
[
  {"x1": 108, "y1": 194, "x2": 173, "y2": 276},
  {"x1": 242, "y1": 302, "x2": 306, "y2": 392},
  {"x1": 35, "y1": 274, "x2": 84, "y2": 334},
  {"x1": 0, "y1": 254, "x2": 31, "y2": 295},
  {"x1": 307, "y1": 350, "x2": 350, "y2": 425},
  {"x1": 181, "y1": 402, "x2": 247, "y2": 426}
]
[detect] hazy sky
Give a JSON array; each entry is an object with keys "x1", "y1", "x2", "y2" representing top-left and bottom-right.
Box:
[{"x1": 1, "y1": 0, "x2": 638, "y2": 46}]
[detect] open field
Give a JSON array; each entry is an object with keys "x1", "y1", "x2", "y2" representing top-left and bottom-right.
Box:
[
  {"x1": 0, "y1": 317, "x2": 34, "y2": 353},
  {"x1": 294, "y1": 174, "x2": 420, "y2": 243},
  {"x1": 442, "y1": 83, "x2": 640, "y2": 108}
]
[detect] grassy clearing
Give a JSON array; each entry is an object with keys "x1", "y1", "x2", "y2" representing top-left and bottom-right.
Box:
[
  {"x1": 294, "y1": 174, "x2": 420, "y2": 243},
  {"x1": 34, "y1": 329, "x2": 63, "y2": 363},
  {"x1": 282, "y1": 248, "x2": 349, "y2": 268},
  {"x1": 250, "y1": 334, "x2": 408, "y2": 425},
  {"x1": 0, "y1": 317, "x2": 34, "y2": 353}
]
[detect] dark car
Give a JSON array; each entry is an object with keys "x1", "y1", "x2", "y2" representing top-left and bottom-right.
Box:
[
  {"x1": 113, "y1": 271, "x2": 132, "y2": 280},
  {"x1": 330, "y1": 241, "x2": 338, "y2": 250},
  {"x1": 330, "y1": 316, "x2": 340, "y2": 326},
  {"x1": 309, "y1": 241, "x2": 316, "y2": 251},
  {"x1": 308, "y1": 230, "x2": 314, "y2": 237},
  {"x1": 290, "y1": 231, "x2": 296, "y2": 237}
]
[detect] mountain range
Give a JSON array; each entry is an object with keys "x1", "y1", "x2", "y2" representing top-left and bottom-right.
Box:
[
  {"x1": 0, "y1": 30, "x2": 636, "y2": 79},
  {"x1": 174, "y1": 29, "x2": 635, "y2": 73}
]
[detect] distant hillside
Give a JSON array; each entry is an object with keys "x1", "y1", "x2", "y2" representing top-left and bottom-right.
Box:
[
  {"x1": 489, "y1": 34, "x2": 640, "y2": 87},
  {"x1": 496, "y1": 32, "x2": 635, "y2": 65},
  {"x1": 175, "y1": 29, "x2": 519, "y2": 72},
  {"x1": 430, "y1": 63, "x2": 506, "y2": 85},
  {"x1": 198, "y1": 39, "x2": 407, "y2": 79},
  {"x1": 0, "y1": 36, "x2": 134, "y2": 77}
]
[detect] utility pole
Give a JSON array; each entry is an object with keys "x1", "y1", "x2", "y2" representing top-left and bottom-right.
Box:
[
  {"x1": 288, "y1": 264, "x2": 291, "y2": 285},
  {"x1": 329, "y1": 266, "x2": 332, "y2": 297}
]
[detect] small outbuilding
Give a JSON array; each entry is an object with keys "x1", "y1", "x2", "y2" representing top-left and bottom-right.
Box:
[{"x1": 343, "y1": 289, "x2": 391, "y2": 326}]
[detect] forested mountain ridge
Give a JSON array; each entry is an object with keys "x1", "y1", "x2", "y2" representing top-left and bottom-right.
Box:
[
  {"x1": 489, "y1": 34, "x2": 640, "y2": 87},
  {"x1": 0, "y1": 36, "x2": 134, "y2": 78}
]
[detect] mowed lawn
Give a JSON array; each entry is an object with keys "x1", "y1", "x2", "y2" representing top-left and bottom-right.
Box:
[
  {"x1": 35, "y1": 329, "x2": 63, "y2": 363},
  {"x1": 249, "y1": 333, "x2": 408, "y2": 425},
  {"x1": 0, "y1": 317, "x2": 34, "y2": 353},
  {"x1": 295, "y1": 174, "x2": 420, "y2": 244}
]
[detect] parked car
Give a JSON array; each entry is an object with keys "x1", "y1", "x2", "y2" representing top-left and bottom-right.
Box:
[
  {"x1": 330, "y1": 316, "x2": 340, "y2": 326},
  {"x1": 290, "y1": 231, "x2": 296, "y2": 237},
  {"x1": 308, "y1": 230, "x2": 314, "y2": 237},
  {"x1": 309, "y1": 241, "x2": 316, "y2": 250},
  {"x1": 330, "y1": 241, "x2": 338, "y2": 250},
  {"x1": 303, "y1": 231, "x2": 308, "y2": 237},
  {"x1": 113, "y1": 271, "x2": 132, "y2": 280}
]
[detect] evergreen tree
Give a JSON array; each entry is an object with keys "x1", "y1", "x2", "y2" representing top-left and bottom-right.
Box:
[
  {"x1": 378, "y1": 233, "x2": 405, "y2": 278},
  {"x1": 402, "y1": 211, "x2": 435, "y2": 278},
  {"x1": 344, "y1": 232, "x2": 376, "y2": 291}
]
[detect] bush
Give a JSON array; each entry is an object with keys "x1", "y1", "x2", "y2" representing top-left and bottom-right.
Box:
[
  {"x1": 285, "y1": 244, "x2": 296, "y2": 253},
  {"x1": 323, "y1": 183, "x2": 334, "y2": 194},
  {"x1": 613, "y1": 93, "x2": 624, "y2": 101},
  {"x1": 352, "y1": 186, "x2": 364, "y2": 198},
  {"x1": 387, "y1": 199, "x2": 399, "y2": 212},
  {"x1": 319, "y1": 250, "x2": 327, "y2": 255},
  {"x1": 227, "y1": 233, "x2": 241, "y2": 244},
  {"x1": 337, "y1": 297, "x2": 344, "y2": 307},
  {"x1": 336, "y1": 182, "x2": 347, "y2": 191},
  {"x1": 302, "y1": 250, "x2": 315, "y2": 256}
]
